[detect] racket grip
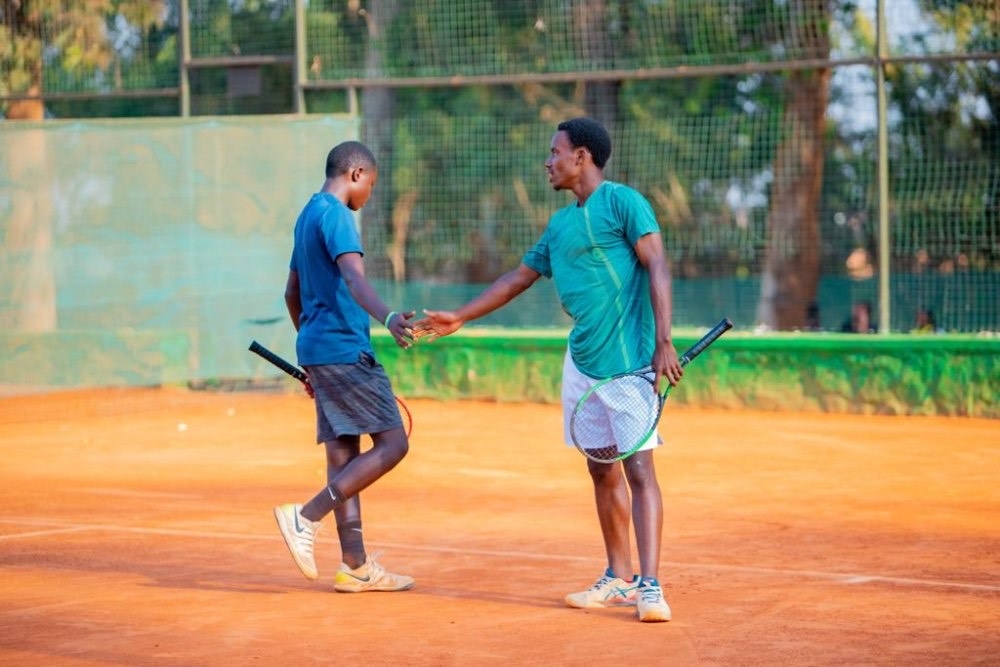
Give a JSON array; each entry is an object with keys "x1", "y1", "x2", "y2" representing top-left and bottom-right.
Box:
[
  {"x1": 248, "y1": 340, "x2": 308, "y2": 383},
  {"x1": 680, "y1": 317, "x2": 733, "y2": 366}
]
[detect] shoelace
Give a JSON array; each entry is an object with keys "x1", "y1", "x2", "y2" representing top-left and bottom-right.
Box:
[
  {"x1": 294, "y1": 514, "x2": 316, "y2": 556},
  {"x1": 297, "y1": 534, "x2": 314, "y2": 558},
  {"x1": 590, "y1": 575, "x2": 616, "y2": 591},
  {"x1": 365, "y1": 551, "x2": 386, "y2": 581},
  {"x1": 638, "y1": 584, "x2": 662, "y2": 603}
]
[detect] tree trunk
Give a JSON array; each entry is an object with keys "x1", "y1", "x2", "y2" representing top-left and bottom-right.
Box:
[
  {"x1": 3, "y1": 49, "x2": 56, "y2": 333},
  {"x1": 3, "y1": 121, "x2": 56, "y2": 332},
  {"x1": 360, "y1": 0, "x2": 400, "y2": 281},
  {"x1": 573, "y1": 0, "x2": 621, "y2": 139},
  {"x1": 756, "y1": 0, "x2": 831, "y2": 331}
]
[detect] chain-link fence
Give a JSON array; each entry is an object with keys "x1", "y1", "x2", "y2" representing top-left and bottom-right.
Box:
[{"x1": 2, "y1": 0, "x2": 998, "y2": 333}]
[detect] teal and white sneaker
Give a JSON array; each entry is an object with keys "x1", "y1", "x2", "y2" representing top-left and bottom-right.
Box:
[
  {"x1": 636, "y1": 578, "x2": 672, "y2": 622},
  {"x1": 273, "y1": 503, "x2": 320, "y2": 580},
  {"x1": 565, "y1": 568, "x2": 639, "y2": 608}
]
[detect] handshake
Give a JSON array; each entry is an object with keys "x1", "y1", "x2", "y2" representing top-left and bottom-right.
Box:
[{"x1": 382, "y1": 308, "x2": 464, "y2": 349}]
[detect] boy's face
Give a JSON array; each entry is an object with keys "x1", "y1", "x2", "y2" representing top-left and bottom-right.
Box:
[{"x1": 346, "y1": 167, "x2": 377, "y2": 211}]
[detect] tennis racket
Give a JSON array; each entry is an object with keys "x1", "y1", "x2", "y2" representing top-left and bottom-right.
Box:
[
  {"x1": 570, "y1": 317, "x2": 733, "y2": 463},
  {"x1": 248, "y1": 340, "x2": 413, "y2": 437}
]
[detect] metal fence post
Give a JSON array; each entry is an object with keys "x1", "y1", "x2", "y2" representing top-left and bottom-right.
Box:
[
  {"x1": 876, "y1": 0, "x2": 891, "y2": 333},
  {"x1": 293, "y1": 0, "x2": 306, "y2": 114},
  {"x1": 179, "y1": 0, "x2": 191, "y2": 117}
]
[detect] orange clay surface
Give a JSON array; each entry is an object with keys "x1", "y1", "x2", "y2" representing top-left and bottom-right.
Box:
[{"x1": 1, "y1": 387, "x2": 998, "y2": 666}]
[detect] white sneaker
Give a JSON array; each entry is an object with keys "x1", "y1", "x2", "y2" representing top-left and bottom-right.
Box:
[
  {"x1": 333, "y1": 552, "x2": 414, "y2": 592},
  {"x1": 565, "y1": 569, "x2": 639, "y2": 608},
  {"x1": 273, "y1": 503, "x2": 320, "y2": 580},
  {"x1": 636, "y1": 579, "x2": 672, "y2": 622}
]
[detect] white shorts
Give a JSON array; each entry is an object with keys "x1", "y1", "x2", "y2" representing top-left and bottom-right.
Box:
[{"x1": 561, "y1": 349, "x2": 661, "y2": 453}]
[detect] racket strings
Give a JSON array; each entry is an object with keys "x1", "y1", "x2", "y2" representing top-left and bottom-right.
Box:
[{"x1": 572, "y1": 374, "x2": 660, "y2": 463}]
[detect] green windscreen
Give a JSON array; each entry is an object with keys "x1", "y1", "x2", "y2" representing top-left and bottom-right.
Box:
[{"x1": 1, "y1": 116, "x2": 357, "y2": 388}]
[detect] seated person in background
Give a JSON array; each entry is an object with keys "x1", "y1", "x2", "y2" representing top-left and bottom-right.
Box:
[
  {"x1": 805, "y1": 300, "x2": 822, "y2": 331},
  {"x1": 912, "y1": 307, "x2": 939, "y2": 334},
  {"x1": 841, "y1": 300, "x2": 876, "y2": 333}
]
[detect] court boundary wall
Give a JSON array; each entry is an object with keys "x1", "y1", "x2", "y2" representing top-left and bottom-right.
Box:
[
  {"x1": 1, "y1": 330, "x2": 996, "y2": 418},
  {"x1": 371, "y1": 330, "x2": 999, "y2": 419}
]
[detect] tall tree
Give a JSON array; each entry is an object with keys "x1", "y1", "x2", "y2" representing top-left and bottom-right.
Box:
[
  {"x1": 573, "y1": 0, "x2": 621, "y2": 138},
  {"x1": 357, "y1": 0, "x2": 400, "y2": 280},
  {"x1": 756, "y1": 0, "x2": 831, "y2": 330}
]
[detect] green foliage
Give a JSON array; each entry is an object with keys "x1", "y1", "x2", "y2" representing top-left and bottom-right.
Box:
[
  {"x1": 2, "y1": 0, "x2": 997, "y2": 328},
  {"x1": 883, "y1": 2, "x2": 1000, "y2": 273},
  {"x1": 1, "y1": 0, "x2": 168, "y2": 99},
  {"x1": 189, "y1": 0, "x2": 293, "y2": 57}
]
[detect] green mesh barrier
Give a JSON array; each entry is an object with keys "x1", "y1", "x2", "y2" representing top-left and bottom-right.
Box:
[{"x1": 0, "y1": 115, "x2": 358, "y2": 389}]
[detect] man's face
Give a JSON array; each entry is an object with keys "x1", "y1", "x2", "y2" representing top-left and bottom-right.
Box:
[
  {"x1": 545, "y1": 131, "x2": 582, "y2": 191},
  {"x1": 347, "y1": 167, "x2": 377, "y2": 211}
]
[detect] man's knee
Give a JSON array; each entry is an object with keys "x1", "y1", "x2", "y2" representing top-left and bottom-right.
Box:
[
  {"x1": 622, "y1": 453, "x2": 658, "y2": 487},
  {"x1": 587, "y1": 460, "x2": 622, "y2": 486}
]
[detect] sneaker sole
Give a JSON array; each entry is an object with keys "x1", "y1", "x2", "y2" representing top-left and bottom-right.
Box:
[
  {"x1": 565, "y1": 597, "x2": 637, "y2": 609},
  {"x1": 273, "y1": 506, "x2": 318, "y2": 581},
  {"x1": 638, "y1": 606, "x2": 672, "y2": 622},
  {"x1": 333, "y1": 581, "x2": 415, "y2": 593}
]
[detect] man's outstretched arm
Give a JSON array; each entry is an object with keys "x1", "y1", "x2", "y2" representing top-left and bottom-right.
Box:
[{"x1": 414, "y1": 263, "x2": 541, "y2": 339}]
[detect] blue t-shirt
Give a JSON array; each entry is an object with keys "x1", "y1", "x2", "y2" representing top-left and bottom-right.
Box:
[
  {"x1": 289, "y1": 192, "x2": 373, "y2": 365},
  {"x1": 522, "y1": 181, "x2": 660, "y2": 379}
]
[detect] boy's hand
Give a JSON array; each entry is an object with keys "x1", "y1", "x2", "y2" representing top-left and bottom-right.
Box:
[{"x1": 387, "y1": 310, "x2": 416, "y2": 349}]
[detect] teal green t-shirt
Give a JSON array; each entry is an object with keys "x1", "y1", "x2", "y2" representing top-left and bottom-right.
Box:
[{"x1": 522, "y1": 181, "x2": 660, "y2": 379}]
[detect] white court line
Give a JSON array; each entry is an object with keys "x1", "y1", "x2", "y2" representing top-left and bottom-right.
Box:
[
  {"x1": 1, "y1": 517, "x2": 998, "y2": 594},
  {"x1": 0, "y1": 526, "x2": 96, "y2": 541},
  {"x1": 76, "y1": 487, "x2": 202, "y2": 500},
  {"x1": 453, "y1": 468, "x2": 523, "y2": 479},
  {"x1": 652, "y1": 560, "x2": 1000, "y2": 594},
  {"x1": 0, "y1": 520, "x2": 266, "y2": 541}
]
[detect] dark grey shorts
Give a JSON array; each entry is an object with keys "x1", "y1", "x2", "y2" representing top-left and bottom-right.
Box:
[{"x1": 306, "y1": 352, "x2": 404, "y2": 443}]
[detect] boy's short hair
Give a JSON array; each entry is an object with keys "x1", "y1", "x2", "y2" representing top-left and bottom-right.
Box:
[{"x1": 326, "y1": 141, "x2": 377, "y2": 178}]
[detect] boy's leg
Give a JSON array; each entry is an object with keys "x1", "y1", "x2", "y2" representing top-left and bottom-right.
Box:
[
  {"x1": 299, "y1": 427, "x2": 407, "y2": 518},
  {"x1": 325, "y1": 437, "x2": 366, "y2": 569},
  {"x1": 328, "y1": 430, "x2": 413, "y2": 593},
  {"x1": 274, "y1": 436, "x2": 360, "y2": 580}
]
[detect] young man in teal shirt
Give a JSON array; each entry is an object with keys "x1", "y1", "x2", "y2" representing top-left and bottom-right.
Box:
[{"x1": 415, "y1": 118, "x2": 683, "y2": 622}]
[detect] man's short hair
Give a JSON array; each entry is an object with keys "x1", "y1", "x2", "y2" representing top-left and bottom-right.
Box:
[{"x1": 557, "y1": 117, "x2": 612, "y2": 169}]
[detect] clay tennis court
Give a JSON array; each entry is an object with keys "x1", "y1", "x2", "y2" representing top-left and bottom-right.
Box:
[{"x1": 1, "y1": 387, "x2": 998, "y2": 665}]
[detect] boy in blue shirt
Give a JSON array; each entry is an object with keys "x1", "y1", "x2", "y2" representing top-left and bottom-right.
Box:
[{"x1": 274, "y1": 140, "x2": 415, "y2": 593}]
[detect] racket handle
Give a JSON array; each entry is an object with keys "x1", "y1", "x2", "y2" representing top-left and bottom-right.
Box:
[
  {"x1": 249, "y1": 340, "x2": 308, "y2": 383},
  {"x1": 680, "y1": 317, "x2": 733, "y2": 366}
]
